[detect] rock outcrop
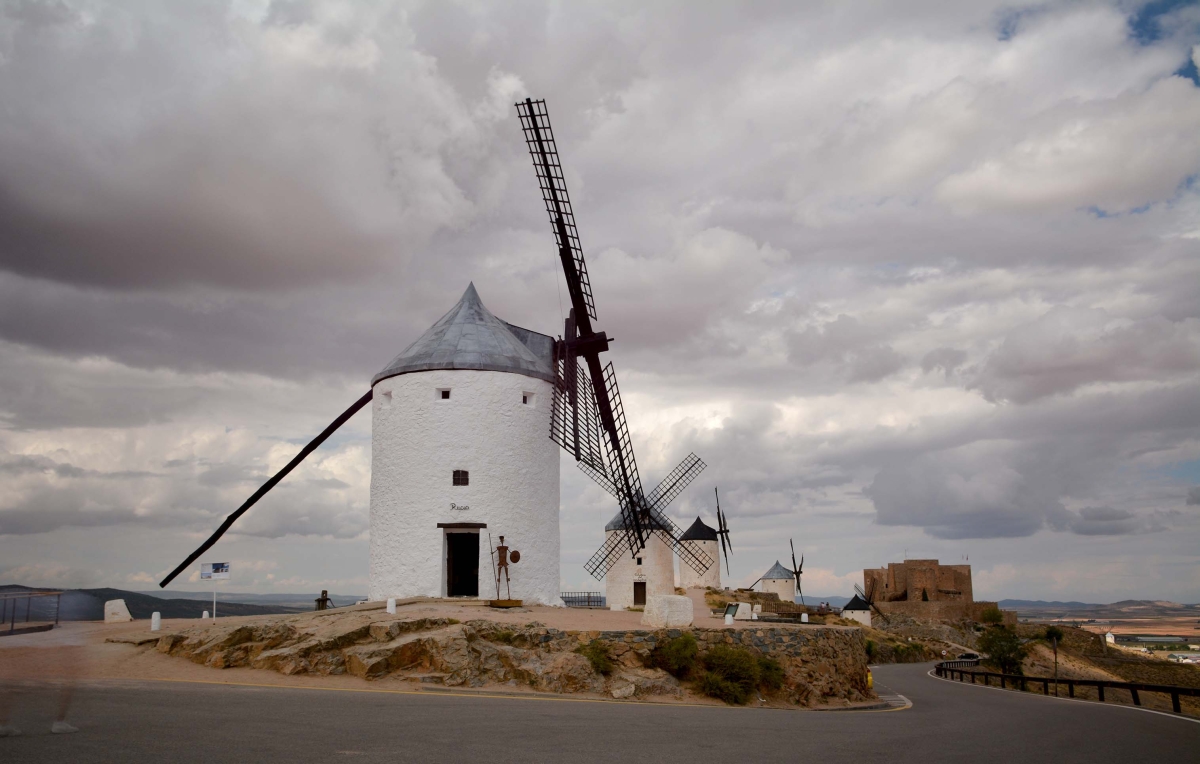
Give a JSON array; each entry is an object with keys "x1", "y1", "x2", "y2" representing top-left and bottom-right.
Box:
[{"x1": 152, "y1": 612, "x2": 870, "y2": 706}]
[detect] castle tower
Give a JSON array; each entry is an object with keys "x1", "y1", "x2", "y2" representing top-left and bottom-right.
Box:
[
  {"x1": 760, "y1": 560, "x2": 795, "y2": 603},
  {"x1": 603, "y1": 510, "x2": 675, "y2": 610},
  {"x1": 368, "y1": 284, "x2": 560, "y2": 604},
  {"x1": 677, "y1": 517, "x2": 720, "y2": 589}
]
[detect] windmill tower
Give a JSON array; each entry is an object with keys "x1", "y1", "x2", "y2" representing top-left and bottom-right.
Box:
[
  {"x1": 368, "y1": 283, "x2": 560, "y2": 604},
  {"x1": 760, "y1": 561, "x2": 796, "y2": 603},
  {"x1": 604, "y1": 509, "x2": 675, "y2": 610},
  {"x1": 677, "y1": 517, "x2": 720, "y2": 589}
]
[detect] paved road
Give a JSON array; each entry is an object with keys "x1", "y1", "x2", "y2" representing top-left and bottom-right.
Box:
[{"x1": 2, "y1": 663, "x2": 1196, "y2": 762}]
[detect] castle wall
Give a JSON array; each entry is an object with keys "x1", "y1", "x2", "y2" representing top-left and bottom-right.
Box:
[{"x1": 863, "y1": 560, "x2": 974, "y2": 603}]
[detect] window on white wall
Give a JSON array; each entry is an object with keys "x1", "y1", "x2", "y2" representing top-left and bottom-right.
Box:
[
  {"x1": 438, "y1": 388, "x2": 451, "y2": 400},
  {"x1": 452, "y1": 470, "x2": 469, "y2": 486},
  {"x1": 522, "y1": 392, "x2": 534, "y2": 405}
]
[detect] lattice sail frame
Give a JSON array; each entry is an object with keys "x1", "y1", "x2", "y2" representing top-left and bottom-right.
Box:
[
  {"x1": 516, "y1": 99, "x2": 596, "y2": 322},
  {"x1": 519, "y1": 97, "x2": 712, "y2": 579}
]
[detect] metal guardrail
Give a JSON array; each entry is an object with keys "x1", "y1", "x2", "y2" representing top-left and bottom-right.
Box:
[
  {"x1": 0, "y1": 590, "x2": 63, "y2": 635},
  {"x1": 561, "y1": 592, "x2": 606, "y2": 608},
  {"x1": 935, "y1": 660, "x2": 1200, "y2": 714}
]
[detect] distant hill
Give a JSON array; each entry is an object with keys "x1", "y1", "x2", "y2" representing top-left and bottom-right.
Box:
[
  {"x1": 999, "y1": 599, "x2": 1096, "y2": 610},
  {"x1": 798, "y1": 595, "x2": 851, "y2": 608},
  {"x1": 0, "y1": 585, "x2": 307, "y2": 621},
  {"x1": 79, "y1": 588, "x2": 305, "y2": 619}
]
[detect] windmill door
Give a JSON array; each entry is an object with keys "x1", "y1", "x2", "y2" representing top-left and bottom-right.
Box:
[
  {"x1": 446, "y1": 532, "x2": 479, "y2": 597},
  {"x1": 633, "y1": 581, "x2": 646, "y2": 607}
]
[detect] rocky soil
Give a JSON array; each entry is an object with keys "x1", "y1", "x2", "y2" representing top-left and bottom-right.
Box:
[{"x1": 150, "y1": 609, "x2": 872, "y2": 707}]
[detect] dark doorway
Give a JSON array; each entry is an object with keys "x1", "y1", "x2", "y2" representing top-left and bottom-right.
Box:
[
  {"x1": 446, "y1": 532, "x2": 479, "y2": 597},
  {"x1": 633, "y1": 581, "x2": 646, "y2": 607}
]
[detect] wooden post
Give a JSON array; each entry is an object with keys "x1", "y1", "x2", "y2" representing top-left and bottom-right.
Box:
[
  {"x1": 1053, "y1": 636, "x2": 1058, "y2": 697},
  {"x1": 1172, "y1": 691, "x2": 1181, "y2": 714},
  {"x1": 1042, "y1": 679, "x2": 1049, "y2": 695},
  {"x1": 1001, "y1": 675, "x2": 1006, "y2": 689},
  {"x1": 1098, "y1": 684, "x2": 1105, "y2": 702},
  {"x1": 1130, "y1": 687, "x2": 1140, "y2": 706},
  {"x1": 1068, "y1": 681, "x2": 1074, "y2": 698}
]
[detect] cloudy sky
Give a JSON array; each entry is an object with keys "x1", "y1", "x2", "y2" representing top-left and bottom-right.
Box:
[{"x1": 1, "y1": 0, "x2": 1198, "y2": 603}]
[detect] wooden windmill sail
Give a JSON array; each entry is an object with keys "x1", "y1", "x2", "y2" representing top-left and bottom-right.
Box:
[
  {"x1": 854, "y1": 578, "x2": 889, "y2": 624},
  {"x1": 515, "y1": 98, "x2": 713, "y2": 580}
]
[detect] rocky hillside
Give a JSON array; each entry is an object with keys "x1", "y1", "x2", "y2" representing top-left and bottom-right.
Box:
[{"x1": 136, "y1": 608, "x2": 873, "y2": 708}]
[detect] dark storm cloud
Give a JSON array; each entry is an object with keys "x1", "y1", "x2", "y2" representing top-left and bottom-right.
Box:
[{"x1": 1, "y1": 1, "x2": 1199, "y2": 599}]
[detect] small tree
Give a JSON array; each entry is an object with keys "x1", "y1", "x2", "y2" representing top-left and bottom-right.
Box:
[
  {"x1": 980, "y1": 605, "x2": 1004, "y2": 625},
  {"x1": 1043, "y1": 626, "x2": 1064, "y2": 695},
  {"x1": 978, "y1": 626, "x2": 1027, "y2": 675}
]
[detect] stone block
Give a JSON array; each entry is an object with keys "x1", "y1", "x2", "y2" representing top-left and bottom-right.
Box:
[
  {"x1": 104, "y1": 599, "x2": 133, "y2": 623},
  {"x1": 640, "y1": 594, "x2": 693, "y2": 628}
]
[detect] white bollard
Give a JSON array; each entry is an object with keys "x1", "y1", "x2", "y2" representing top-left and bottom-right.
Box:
[
  {"x1": 724, "y1": 613, "x2": 734, "y2": 626},
  {"x1": 202, "y1": 610, "x2": 209, "y2": 620},
  {"x1": 151, "y1": 612, "x2": 161, "y2": 631},
  {"x1": 387, "y1": 598, "x2": 396, "y2": 614},
  {"x1": 801, "y1": 613, "x2": 809, "y2": 623}
]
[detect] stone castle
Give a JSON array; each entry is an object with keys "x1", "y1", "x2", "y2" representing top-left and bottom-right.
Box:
[
  {"x1": 862, "y1": 559, "x2": 1014, "y2": 625},
  {"x1": 864, "y1": 559, "x2": 973, "y2": 603}
]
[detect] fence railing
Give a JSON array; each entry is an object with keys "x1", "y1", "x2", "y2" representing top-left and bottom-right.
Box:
[
  {"x1": 561, "y1": 592, "x2": 606, "y2": 608},
  {"x1": 934, "y1": 660, "x2": 1200, "y2": 715},
  {"x1": 0, "y1": 590, "x2": 63, "y2": 636}
]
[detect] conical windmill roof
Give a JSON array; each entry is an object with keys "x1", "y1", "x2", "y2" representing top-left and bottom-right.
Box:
[
  {"x1": 680, "y1": 517, "x2": 718, "y2": 541},
  {"x1": 843, "y1": 594, "x2": 870, "y2": 611},
  {"x1": 373, "y1": 283, "x2": 555, "y2": 385},
  {"x1": 605, "y1": 508, "x2": 672, "y2": 533},
  {"x1": 761, "y1": 560, "x2": 794, "y2": 580}
]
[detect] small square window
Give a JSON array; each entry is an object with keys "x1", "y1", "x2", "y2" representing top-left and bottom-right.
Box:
[
  {"x1": 452, "y1": 470, "x2": 469, "y2": 486},
  {"x1": 636, "y1": 557, "x2": 643, "y2": 566},
  {"x1": 439, "y1": 389, "x2": 451, "y2": 400},
  {"x1": 522, "y1": 393, "x2": 529, "y2": 405}
]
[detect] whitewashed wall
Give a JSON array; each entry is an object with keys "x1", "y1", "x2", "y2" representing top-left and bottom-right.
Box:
[
  {"x1": 842, "y1": 609, "x2": 872, "y2": 627},
  {"x1": 369, "y1": 369, "x2": 559, "y2": 604},
  {"x1": 605, "y1": 531, "x2": 675, "y2": 610},
  {"x1": 677, "y1": 538, "x2": 720, "y2": 589},
  {"x1": 762, "y1": 576, "x2": 796, "y2": 603}
]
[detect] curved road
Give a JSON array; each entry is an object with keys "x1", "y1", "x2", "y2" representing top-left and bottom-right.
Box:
[{"x1": 2, "y1": 662, "x2": 1196, "y2": 762}]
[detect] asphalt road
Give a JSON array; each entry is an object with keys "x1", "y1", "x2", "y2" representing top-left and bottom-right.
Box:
[{"x1": 2, "y1": 663, "x2": 1196, "y2": 763}]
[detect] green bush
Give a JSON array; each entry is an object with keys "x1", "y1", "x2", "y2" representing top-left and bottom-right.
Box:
[
  {"x1": 491, "y1": 630, "x2": 516, "y2": 645},
  {"x1": 978, "y1": 626, "x2": 1027, "y2": 675},
  {"x1": 578, "y1": 640, "x2": 614, "y2": 676},
  {"x1": 697, "y1": 671, "x2": 749, "y2": 705},
  {"x1": 700, "y1": 645, "x2": 760, "y2": 704},
  {"x1": 1043, "y1": 626, "x2": 1064, "y2": 644},
  {"x1": 865, "y1": 639, "x2": 877, "y2": 660},
  {"x1": 757, "y1": 656, "x2": 784, "y2": 691},
  {"x1": 980, "y1": 605, "x2": 1004, "y2": 625},
  {"x1": 650, "y1": 633, "x2": 698, "y2": 678}
]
